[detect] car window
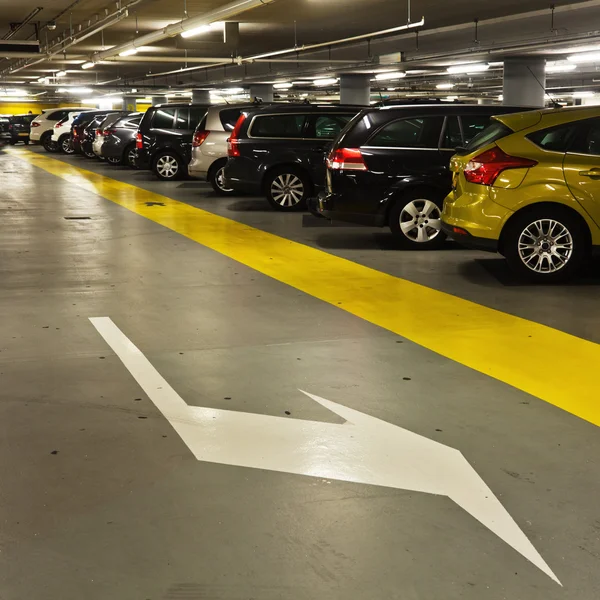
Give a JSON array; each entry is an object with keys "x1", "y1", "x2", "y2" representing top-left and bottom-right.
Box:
[
  {"x1": 367, "y1": 116, "x2": 444, "y2": 148},
  {"x1": 189, "y1": 107, "x2": 207, "y2": 130},
  {"x1": 151, "y1": 108, "x2": 176, "y2": 129},
  {"x1": 460, "y1": 115, "x2": 494, "y2": 144},
  {"x1": 463, "y1": 121, "x2": 513, "y2": 153},
  {"x1": 441, "y1": 116, "x2": 462, "y2": 149},
  {"x1": 544, "y1": 120, "x2": 595, "y2": 155},
  {"x1": 250, "y1": 114, "x2": 306, "y2": 138},
  {"x1": 47, "y1": 110, "x2": 68, "y2": 121},
  {"x1": 219, "y1": 108, "x2": 244, "y2": 131},
  {"x1": 174, "y1": 108, "x2": 189, "y2": 130},
  {"x1": 313, "y1": 114, "x2": 354, "y2": 139}
]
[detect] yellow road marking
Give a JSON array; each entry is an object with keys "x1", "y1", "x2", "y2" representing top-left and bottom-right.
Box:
[{"x1": 11, "y1": 149, "x2": 600, "y2": 427}]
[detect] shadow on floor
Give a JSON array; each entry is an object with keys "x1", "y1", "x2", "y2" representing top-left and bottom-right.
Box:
[
  {"x1": 225, "y1": 199, "x2": 273, "y2": 212},
  {"x1": 314, "y1": 232, "x2": 464, "y2": 251},
  {"x1": 460, "y1": 258, "x2": 600, "y2": 287}
]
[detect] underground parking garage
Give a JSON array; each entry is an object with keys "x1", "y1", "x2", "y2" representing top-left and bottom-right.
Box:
[{"x1": 1, "y1": 1, "x2": 600, "y2": 598}]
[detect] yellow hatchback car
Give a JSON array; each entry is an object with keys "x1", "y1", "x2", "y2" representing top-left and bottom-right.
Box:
[{"x1": 442, "y1": 105, "x2": 600, "y2": 282}]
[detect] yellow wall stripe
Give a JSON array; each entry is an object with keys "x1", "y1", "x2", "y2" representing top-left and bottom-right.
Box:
[{"x1": 13, "y1": 149, "x2": 600, "y2": 427}]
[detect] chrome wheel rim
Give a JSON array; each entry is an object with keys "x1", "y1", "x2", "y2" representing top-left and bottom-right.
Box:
[
  {"x1": 62, "y1": 138, "x2": 73, "y2": 153},
  {"x1": 399, "y1": 199, "x2": 442, "y2": 243},
  {"x1": 271, "y1": 173, "x2": 304, "y2": 207},
  {"x1": 517, "y1": 218, "x2": 573, "y2": 273},
  {"x1": 215, "y1": 167, "x2": 234, "y2": 192},
  {"x1": 127, "y1": 148, "x2": 137, "y2": 165},
  {"x1": 107, "y1": 156, "x2": 120, "y2": 164},
  {"x1": 156, "y1": 155, "x2": 178, "y2": 178}
]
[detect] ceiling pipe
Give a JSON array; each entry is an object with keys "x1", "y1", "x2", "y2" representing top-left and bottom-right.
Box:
[
  {"x1": 3, "y1": 7, "x2": 44, "y2": 40},
  {"x1": 90, "y1": 0, "x2": 279, "y2": 63}
]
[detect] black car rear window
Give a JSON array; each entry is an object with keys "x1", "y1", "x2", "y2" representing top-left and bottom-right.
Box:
[
  {"x1": 220, "y1": 108, "x2": 244, "y2": 131},
  {"x1": 250, "y1": 114, "x2": 306, "y2": 138},
  {"x1": 463, "y1": 121, "x2": 513, "y2": 153},
  {"x1": 151, "y1": 108, "x2": 176, "y2": 129},
  {"x1": 367, "y1": 116, "x2": 444, "y2": 148},
  {"x1": 460, "y1": 115, "x2": 495, "y2": 144}
]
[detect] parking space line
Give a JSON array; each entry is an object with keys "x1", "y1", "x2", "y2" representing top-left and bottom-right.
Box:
[{"x1": 12, "y1": 149, "x2": 600, "y2": 427}]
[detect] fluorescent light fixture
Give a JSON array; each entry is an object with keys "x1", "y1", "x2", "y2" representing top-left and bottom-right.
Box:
[
  {"x1": 445, "y1": 96, "x2": 458, "y2": 101},
  {"x1": 291, "y1": 81, "x2": 312, "y2": 85},
  {"x1": 181, "y1": 21, "x2": 223, "y2": 39},
  {"x1": 58, "y1": 87, "x2": 93, "y2": 94},
  {"x1": 313, "y1": 77, "x2": 338, "y2": 87},
  {"x1": 447, "y1": 63, "x2": 489, "y2": 74},
  {"x1": 386, "y1": 87, "x2": 397, "y2": 91},
  {"x1": 37, "y1": 77, "x2": 47, "y2": 83},
  {"x1": 274, "y1": 82, "x2": 291, "y2": 89},
  {"x1": 81, "y1": 61, "x2": 95, "y2": 69},
  {"x1": 119, "y1": 48, "x2": 138, "y2": 57},
  {"x1": 225, "y1": 87, "x2": 244, "y2": 93},
  {"x1": 572, "y1": 91, "x2": 594, "y2": 97},
  {"x1": 374, "y1": 71, "x2": 406, "y2": 81},
  {"x1": 546, "y1": 62, "x2": 577, "y2": 73},
  {"x1": 436, "y1": 83, "x2": 455, "y2": 89},
  {"x1": 56, "y1": 70, "x2": 67, "y2": 77},
  {"x1": 567, "y1": 51, "x2": 600, "y2": 63}
]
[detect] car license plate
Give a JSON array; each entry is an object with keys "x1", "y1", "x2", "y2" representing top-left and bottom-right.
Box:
[{"x1": 18, "y1": 132, "x2": 28, "y2": 137}]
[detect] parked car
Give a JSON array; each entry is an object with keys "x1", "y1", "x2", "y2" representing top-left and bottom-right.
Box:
[
  {"x1": 223, "y1": 104, "x2": 363, "y2": 210},
  {"x1": 98, "y1": 112, "x2": 143, "y2": 166},
  {"x1": 135, "y1": 103, "x2": 209, "y2": 180},
  {"x1": 30, "y1": 107, "x2": 89, "y2": 151},
  {"x1": 92, "y1": 112, "x2": 132, "y2": 159},
  {"x1": 442, "y1": 105, "x2": 600, "y2": 282},
  {"x1": 0, "y1": 114, "x2": 39, "y2": 145},
  {"x1": 0, "y1": 116, "x2": 12, "y2": 145},
  {"x1": 79, "y1": 111, "x2": 123, "y2": 158},
  {"x1": 51, "y1": 110, "x2": 93, "y2": 154},
  {"x1": 313, "y1": 104, "x2": 530, "y2": 248},
  {"x1": 71, "y1": 110, "x2": 121, "y2": 156},
  {"x1": 189, "y1": 103, "x2": 270, "y2": 195}
]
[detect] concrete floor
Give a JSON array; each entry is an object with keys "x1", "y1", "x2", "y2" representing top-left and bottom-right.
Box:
[{"x1": 1, "y1": 146, "x2": 599, "y2": 600}]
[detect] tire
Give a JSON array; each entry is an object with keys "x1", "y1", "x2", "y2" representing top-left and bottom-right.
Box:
[
  {"x1": 209, "y1": 161, "x2": 236, "y2": 196},
  {"x1": 124, "y1": 144, "x2": 137, "y2": 168},
  {"x1": 153, "y1": 151, "x2": 183, "y2": 180},
  {"x1": 42, "y1": 132, "x2": 57, "y2": 152},
  {"x1": 83, "y1": 148, "x2": 96, "y2": 159},
  {"x1": 24, "y1": 140, "x2": 29, "y2": 145},
  {"x1": 106, "y1": 155, "x2": 121, "y2": 165},
  {"x1": 58, "y1": 134, "x2": 74, "y2": 155},
  {"x1": 503, "y1": 206, "x2": 588, "y2": 283},
  {"x1": 388, "y1": 189, "x2": 447, "y2": 249},
  {"x1": 265, "y1": 167, "x2": 311, "y2": 211}
]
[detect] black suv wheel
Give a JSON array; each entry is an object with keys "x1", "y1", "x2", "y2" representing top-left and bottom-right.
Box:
[
  {"x1": 503, "y1": 207, "x2": 588, "y2": 282},
  {"x1": 389, "y1": 190, "x2": 447, "y2": 249},
  {"x1": 153, "y1": 151, "x2": 183, "y2": 180},
  {"x1": 265, "y1": 167, "x2": 310, "y2": 211}
]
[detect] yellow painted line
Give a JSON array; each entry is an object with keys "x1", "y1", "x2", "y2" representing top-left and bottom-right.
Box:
[{"x1": 11, "y1": 148, "x2": 600, "y2": 427}]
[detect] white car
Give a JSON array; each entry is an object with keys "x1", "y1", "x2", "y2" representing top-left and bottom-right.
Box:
[
  {"x1": 51, "y1": 110, "x2": 93, "y2": 154},
  {"x1": 30, "y1": 106, "x2": 91, "y2": 151}
]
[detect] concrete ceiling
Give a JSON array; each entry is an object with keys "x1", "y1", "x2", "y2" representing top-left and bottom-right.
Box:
[{"x1": 2, "y1": 0, "x2": 600, "y2": 103}]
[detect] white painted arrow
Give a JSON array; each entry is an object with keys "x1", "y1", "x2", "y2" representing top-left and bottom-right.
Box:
[{"x1": 90, "y1": 316, "x2": 560, "y2": 585}]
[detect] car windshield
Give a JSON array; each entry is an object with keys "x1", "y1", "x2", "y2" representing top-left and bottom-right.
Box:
[{"x1": 461, "y1": 121, "x2": 514, "y2": 153}]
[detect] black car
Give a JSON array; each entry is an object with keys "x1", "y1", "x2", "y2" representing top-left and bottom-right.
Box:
[
  {"x1": 101, "y1": 113, "x2": 143, "y2": 167},
  {"x1": 223, "y1": 103, "x2": 363, "y2": 211},
  {"x1": 80, "y1": 111, "x2": 126, "y2": 159},
  {"x1": 2, "y1": 114, "x2": 38, "y2": 145},
  {"x1": 135, "y1": 103, "x2": 209, "y2": 180},
  {"x1": 71, "y1": 110, "x2": 122, "y2": 156},
  {"x1": 0, "y1": 116, "x2": 11, "y2": 146},
  {"x1": 314, "y1": 104, "x2": 530, "y2": 248}
]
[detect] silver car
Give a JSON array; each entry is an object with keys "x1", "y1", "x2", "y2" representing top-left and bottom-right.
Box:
[
  {"x1": 188, "y1": 104, "x2": 255, "y2": 195},
  {"x1": 93, "y1": 112, "x2": 128, "y2": 158}
]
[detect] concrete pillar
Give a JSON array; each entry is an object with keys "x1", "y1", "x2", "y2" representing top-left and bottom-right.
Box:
[
  {"x1": 122, "y1": 96, "x2": 136, "y2": 111},
  {"x1": 192, "y1": 89, "x2": 211, "y2": 104},
  {"x1": 340, "y1": 74, "x2": 370, "y2": 106},
  {"x1": 249, "y1": 84, "x2": 273, "y2": 102},
  {"x1": 151, "y1": 96, "x2": 164, "y2": 106},
  {"x1": 503, "y1": 57, "x2": 546, "y2": 108}
]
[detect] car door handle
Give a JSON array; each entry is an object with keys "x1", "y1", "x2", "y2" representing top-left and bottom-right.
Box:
[{"x1": 579, "y1": 168, "x2": 600, "y2": 178}]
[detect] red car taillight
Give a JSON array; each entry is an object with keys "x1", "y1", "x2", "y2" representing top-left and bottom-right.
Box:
[
  {"x1": 31, "y1": 122, "x2": 40, "y2": 127},
  {"x1": 73, "y1": 129, "x2": 79, "y2": 139},
  {"x1": 463, "y1": 146, "x2": 537, "y2": 186},
  {"x1": 102, "y1": 129, "x2": 115, "y2": 136},
  {"x1": 192, "y1": 130, "x2": 209, "y2": 147},
  {"x1": 326, "y1": 147, "x2": 368, "y2": 171},
  {"x1": 95, "y1": 128, "x2": 102, "y2": 136},
  {"x1": 136, "y1": 132, "x2": 143, "y2": 149},
  {"x1": 227, "y1": 114, "x2": 246, "y2": 157}
]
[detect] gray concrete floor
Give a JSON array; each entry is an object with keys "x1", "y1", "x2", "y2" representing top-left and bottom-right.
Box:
[{"x1": 1, "y1": 147, "x2": 599, "y2": 600}]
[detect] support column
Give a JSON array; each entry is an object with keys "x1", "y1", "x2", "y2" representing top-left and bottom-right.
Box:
[
  {"x1": 192, "y1": 89, "x2": 211, "y2": 104},
  {"x1": 249, "y1": 84, "x2": 273, "y2": 102},
  {"x1": 122, "y1": 96, "x2": 136, "y2": 111},
  {"x1": 151, "y1": 96, "x2": 165, "y2": 105},
  {"x1": 340, "y1": 74, "x2": 370, "y2": 106},
  {"x1": 503, "y1": 57, "x2": 546, "y2": 108}
]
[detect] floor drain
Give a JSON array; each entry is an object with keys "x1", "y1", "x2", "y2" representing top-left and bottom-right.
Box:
[{"x1": 64, "y1": 216, "x2": 91, "y2": 220}]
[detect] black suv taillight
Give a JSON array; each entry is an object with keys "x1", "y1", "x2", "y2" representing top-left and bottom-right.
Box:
[
  {"x1": 326, "y1": 147, "x2": 368, "y2": 171},
  {"x1": 227, "y1": 114, "x2": 246, "y2": 158}
]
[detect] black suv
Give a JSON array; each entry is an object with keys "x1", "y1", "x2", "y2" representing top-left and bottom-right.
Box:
[
  {"x1": 135, "y1": 103, "x2": 209, "y2": 180},
  {"x1": 223, "y1": 104, "x2": 363, "y2": 211},
  {"x1": 72, "y1": 110, "x2": 122, "y2": 156},
  {"x1": 314, "y1": 104, "x2": 529, "y2": 248},
  {"x1": 3, "y1": 114, "x2": 38, "y2": 145}
]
